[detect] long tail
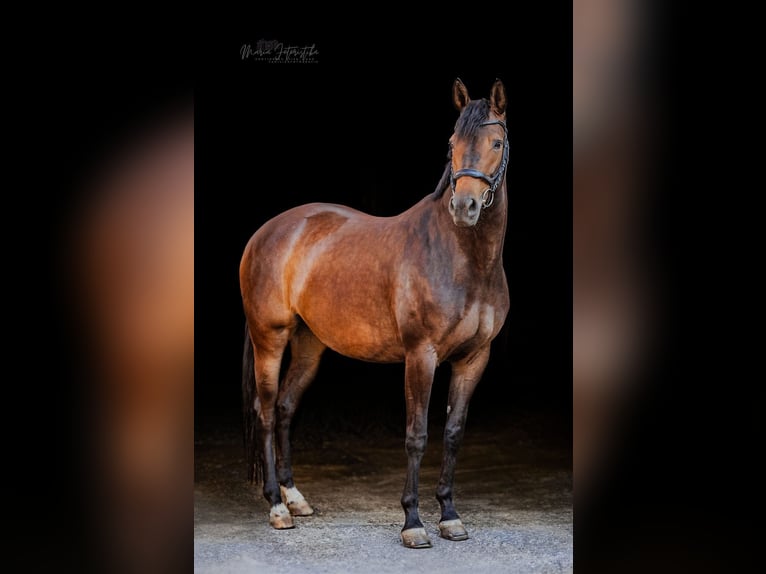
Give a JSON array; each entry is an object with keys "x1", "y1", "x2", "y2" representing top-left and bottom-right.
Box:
[{"x1": 242, "y1": 323, "x2": 262, "y2": 484}]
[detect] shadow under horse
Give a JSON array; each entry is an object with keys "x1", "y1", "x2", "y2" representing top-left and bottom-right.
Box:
[{"x1": 241, "y1": 78, "x2": 511, "y2": 548}]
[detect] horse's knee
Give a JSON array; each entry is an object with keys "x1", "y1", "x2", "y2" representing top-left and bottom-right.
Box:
[
  {"x1": 405, "y1": 433, "x2": 427, "y2": 457},
  {"x1": 276, "y1": 397, "x2": 296, "y2": 424},
  {"x1": 444, "y1": 423, "x2": 464, "y2": 450}
]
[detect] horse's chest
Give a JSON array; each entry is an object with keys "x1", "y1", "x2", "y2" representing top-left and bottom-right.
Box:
[
  {"x1": 443, "y1": 301, "x2": 496, "y2": 353},
  {"x1": 395, "y1": 267, "x2": 507, "y2": 358}
]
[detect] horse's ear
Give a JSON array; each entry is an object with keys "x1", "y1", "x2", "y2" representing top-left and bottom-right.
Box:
[
  {"x1": 453, "y1": 78, "x2": 470, "y2": 111},
  {"x1": 490, "y1": 79, "x2": 507, "y2": 115}
]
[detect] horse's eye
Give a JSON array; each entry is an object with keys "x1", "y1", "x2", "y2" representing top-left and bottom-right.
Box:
[{"x1": 493, "y1": 140, "x2": 502, "y2": 150}]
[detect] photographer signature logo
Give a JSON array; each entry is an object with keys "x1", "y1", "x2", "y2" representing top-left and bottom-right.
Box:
[{"x1": 241, "y1": 39, "x2": 319, "y2": 64}]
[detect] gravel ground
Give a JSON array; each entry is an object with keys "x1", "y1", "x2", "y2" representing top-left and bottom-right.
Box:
[{"x1": 195, "y1": 421, "x2": 572, "y2": 574}]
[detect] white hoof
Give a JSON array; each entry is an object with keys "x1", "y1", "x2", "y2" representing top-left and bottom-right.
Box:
[
  {"x1": 280, "y1": 485, "x2": 314, "y2": 516},
  {"x1": 269, "y1": 503, "x2": 294, "y2": 529}
]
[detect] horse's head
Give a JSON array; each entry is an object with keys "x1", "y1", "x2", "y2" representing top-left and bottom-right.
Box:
[{"x1": 447, "y1": 78, "x2": 509, "y2": 227}]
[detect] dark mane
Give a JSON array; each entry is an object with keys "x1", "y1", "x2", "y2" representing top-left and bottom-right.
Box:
[
  {"x1": 431, "y1": 161, "x2": 452, "y2": 200},
  {"x1": 431, "y1": 99, "x2": 490, "y2": 200}
]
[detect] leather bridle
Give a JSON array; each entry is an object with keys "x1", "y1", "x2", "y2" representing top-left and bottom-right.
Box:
[{"x1": 449, "y1": 119, "x2": 509, "y2": 209}]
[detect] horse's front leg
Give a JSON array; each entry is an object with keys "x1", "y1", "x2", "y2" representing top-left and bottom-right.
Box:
[
  {"x1": 400, "y1": 347, "x2": 437, "y2": 549},
  {"x1": 436, "y1": 345, "x2": 490, "y2": 541}
]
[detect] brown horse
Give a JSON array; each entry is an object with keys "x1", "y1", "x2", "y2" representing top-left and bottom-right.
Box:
[{"x1": 241, "y1": 78, "x2": 510, "y2": 548}]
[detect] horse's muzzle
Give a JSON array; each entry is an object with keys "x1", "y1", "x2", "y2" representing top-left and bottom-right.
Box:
[{"x1": 448, "y1": 194, "x2": 480, "y2": 227}]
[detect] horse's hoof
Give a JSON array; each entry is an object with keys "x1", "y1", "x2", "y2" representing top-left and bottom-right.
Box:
[
  {"x1": 439, "y1": 519, "x2": 469, "y2": 541},
  {"x1": 269, "y1": 503, "x2": 294, "y2": 529},
  {"x1": 401, "y1": 527, "x2": 432, "y2": 549},
  {"x1": 280, "y1": 485, "x2": 314, "y2": 516},
  {"x1": 287, "y1": 499, "x2": 314, "y2": 516}
]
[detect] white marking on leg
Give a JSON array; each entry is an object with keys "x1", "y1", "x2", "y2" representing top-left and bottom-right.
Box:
[
  {"x1": 447, "y1": 405, "x2": 452, "y2": 415},
  {"x1": 280, "y1": 485, "x2": 306, "y2": 505},
  {"x1": 280, "y1": 484, "x2": 314, "y2": 516},
  {"x1": 270, "y1": 502, "x2": 290, "y2": 519}
]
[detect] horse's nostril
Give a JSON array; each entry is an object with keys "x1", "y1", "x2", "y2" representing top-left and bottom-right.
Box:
[
  {"x1": 467, "y1": 198, "x2": 477, "y2": 213},
  {"x1": 449, "y1": 197, "x2": 456, "y2": 211}
]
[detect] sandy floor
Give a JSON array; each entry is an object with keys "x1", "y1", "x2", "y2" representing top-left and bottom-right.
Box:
[{"x1": 195, "y1": 418, "x2": 572, "y2": 573}]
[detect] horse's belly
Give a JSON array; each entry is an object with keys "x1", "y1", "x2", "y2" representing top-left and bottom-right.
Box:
[
  {"x1": 294, "y1": 272, "x2": 404, "y2": 363},
  {"x1": 299, "y1": 310, "x2": 405, "y2": 363}
]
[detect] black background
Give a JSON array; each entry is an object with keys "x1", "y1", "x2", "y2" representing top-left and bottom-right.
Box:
[
  {"x1": 11, "y1": 12, "x2": 761, "y2": 574},
  {"x1": 195, "y1": 27, "x2": 572, "y2": 440}
]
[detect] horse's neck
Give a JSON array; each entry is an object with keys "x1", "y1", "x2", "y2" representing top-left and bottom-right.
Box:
[{"x1": 438, "y1": 186, "x2": 508, "y2": 273}]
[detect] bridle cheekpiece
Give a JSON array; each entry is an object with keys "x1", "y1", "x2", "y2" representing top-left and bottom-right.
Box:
[{"x1": 449, "y1": 119, "x2": 509, "y2": 209}]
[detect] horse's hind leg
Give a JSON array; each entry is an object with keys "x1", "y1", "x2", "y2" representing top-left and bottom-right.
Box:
[
  {"x1": 276, "y1": 324, "x2": 326, "y2": 516},
  {"x1": 251, "y1": 328, "x2": 293, "y2": 529},
  {"x1": 435, "y1": 345, "x2": 490, "y2": 541}
]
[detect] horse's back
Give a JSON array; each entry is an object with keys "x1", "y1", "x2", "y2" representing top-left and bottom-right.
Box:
[
  {"x1": 240, "y1": 202, "x2": 407, "y2": 360},
  {"x1": 247, "y1": 203, "x2": 378, "y2": 265}
]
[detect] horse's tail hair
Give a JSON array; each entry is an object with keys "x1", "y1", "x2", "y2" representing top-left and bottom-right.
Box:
[{"x1": 242, "y1": 323, "x2": 262, "y2": 484}]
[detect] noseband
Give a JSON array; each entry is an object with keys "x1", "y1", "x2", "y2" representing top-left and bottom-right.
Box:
[{"x1": 449, "y1": 119, "x2": 509, "y2": 209}]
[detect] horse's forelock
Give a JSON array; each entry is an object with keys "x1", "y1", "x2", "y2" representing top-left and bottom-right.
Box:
[{"x1": 454, "y1": 99, "x2": 490, "y2": 140}]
